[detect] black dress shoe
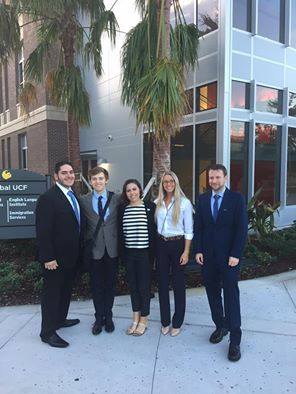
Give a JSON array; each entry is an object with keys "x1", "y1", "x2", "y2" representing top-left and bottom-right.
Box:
[
  {"x1": 59, "y1": 319, "x2": 80, "y2": 328},
  {"x1": 228, "y1": 343, "x2": 241, "y2": 362},
  {"x1": 92, "y1": 322, "x2": 102, "y2": 335},
  {"x1": 104, "y1": 319, "x2": 115, "y2": 333},
  {"x1": 41, "y1": 333, "x2": 69, "y2": 348},
  {"x1": 209, "y1": 327, "x2": 228, "y2": 344}
]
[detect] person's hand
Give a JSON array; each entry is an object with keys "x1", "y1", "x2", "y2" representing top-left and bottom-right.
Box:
[
  {"x1": 228, "y1": 256, "x2": 239, "y2": 267},
  {"x1": 195, "y1": 253, "x2": 204, "y2": 265},
  {"x1": 44, "y1": 260, "x2": 58, "y2": 270},
  {"x1": 180, "y1": 251, "x2": 189, "y2": 265}
]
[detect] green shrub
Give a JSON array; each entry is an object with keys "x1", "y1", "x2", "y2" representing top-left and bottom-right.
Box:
[{"x1": 0, "y1": 263, "x2": 22, "y2": 294}]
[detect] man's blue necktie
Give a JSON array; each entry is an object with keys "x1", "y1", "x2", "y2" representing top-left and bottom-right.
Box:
[
  {"x1": 213, "y1": 194, "x2": 220, "y2": 222},
  {"x1": 67, "y1": 190, "x2": 80, "y2": 224}
]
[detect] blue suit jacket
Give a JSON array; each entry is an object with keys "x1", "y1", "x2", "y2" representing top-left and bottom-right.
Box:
[{"x1": 193, "y1": 188, "x2": 248, "y2": 263}]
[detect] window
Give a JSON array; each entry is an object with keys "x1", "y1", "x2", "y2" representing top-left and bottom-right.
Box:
[
  {"x1": 197, "y1": 0, "x2": 218, "y2": 36},
  {"x1": 16, "y1": 47, "x2": 24, "y2": 101},
  {"x1": 196, "y1": 82, "x2": 217, "y2": 112},
  {"x1": 7, "y1": 137, "x2": 11, "y2": 168},
  {"x1": 0, "y1": 64, "x2": 3, "y2": 114},
  {"x1": 233, "y1": 0, "x2": 251, "y2": 32},
  {"x1": 171, "y1": 126, "x2": 193, "y2": 200},
  {"x1": 256, "y1": 85, "x2": 282, "y2": 114},
  {"x1": 258, "y1": 0, "x2": 285, "y2": 43},
  {"x1": 291, "y1": 1, "x2": 296, "y2": 48},
  {"x1": 185, "y1": 88, "x2": 193, "y2": 115},
  {"x1": 195, "y1": 121, "x2": 216, "y2": 194},
  {"x1": 1, "y1": 139, "x2": 5, "y2": 168},
  {"x1": 231, "y1": 81, "x2": 250, "y2": 109},
  {"x1": 19, "y1": 133, "x2": 28, "y2": 169},
  {"x1": 289, "y1": 92, "x2": 296, "y2": 117},
  {"x1": 4, "y1": 61, "x2": 9, "y2": 110},
  {"x1": 171, "y1": 0, "x2": 194, "y2": 24},
  {"x1": 230, "y1": 121, "x2": 249, "y2": 196},
  {"x1": 287, "y1": 128, "x2": 296, "y2": 205},
  {"x1": 255, "y1": 124, "x2": 281, "y2": 204}
]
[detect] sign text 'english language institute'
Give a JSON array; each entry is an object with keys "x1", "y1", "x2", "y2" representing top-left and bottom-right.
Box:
[{"x1": 0, "y1": 170, "x2": 51, "y2": 239}]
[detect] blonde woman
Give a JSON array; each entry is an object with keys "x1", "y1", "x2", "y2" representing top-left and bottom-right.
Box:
[{"x1": 155, "y1": 171, "x2": 193, "y2": 336}]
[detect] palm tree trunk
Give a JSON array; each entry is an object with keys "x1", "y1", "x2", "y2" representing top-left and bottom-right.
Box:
[
  {"x1": 152, "y1": 0, "x2": 172, "y2": 181},
  {"x1": 61, "y1": 17, "x2": 81, "y2": 173}
]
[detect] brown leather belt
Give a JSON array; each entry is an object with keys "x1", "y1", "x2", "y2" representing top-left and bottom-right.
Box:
[{"x1": 158, "y1": 234, "x2": 184, "y2": 242}]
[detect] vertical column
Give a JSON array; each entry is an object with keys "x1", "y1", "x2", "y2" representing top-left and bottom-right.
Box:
[{"x1": 217, "y1": 0, "x2": 232, "y2": 172}]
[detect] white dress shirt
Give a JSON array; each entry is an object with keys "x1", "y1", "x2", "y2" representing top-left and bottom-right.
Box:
[
  {"x1": 155, "y1": 197, "x2": 193, "y2": 240},
  {"x1": 56, "y1": 182, "x2": 80, "y2": 216}
]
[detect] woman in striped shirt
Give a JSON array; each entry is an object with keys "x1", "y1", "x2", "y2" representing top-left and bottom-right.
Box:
[{"x1": 118, "y1": 179, "x2": 156, "y2": 336}]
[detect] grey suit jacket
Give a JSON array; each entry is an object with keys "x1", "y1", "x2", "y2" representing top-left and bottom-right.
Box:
[{"x1": 79, "y1": 191, "x2": 121, "y2": 260}]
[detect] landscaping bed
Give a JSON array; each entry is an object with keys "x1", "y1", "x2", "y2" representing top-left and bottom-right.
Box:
[{"x1": 1, "y1": 222, "x2": 296, "y2": 307}]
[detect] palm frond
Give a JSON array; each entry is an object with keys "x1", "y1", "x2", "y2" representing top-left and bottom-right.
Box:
[
  {"x1": 46, "y1": 65, "x2": 91, "y2": 126},
  {"x1": 25, "y1": 41, "x2": 50, "y2": 83},
  {"x1": 171, "y1": 23, "x2": 199, "y2": 70},
  {"x1": 0, "y1": 2, "x2": 21, "y2": 61},
  {"x1": 135, "y1": 58, "x2": 187, "y2": 140},
  {"x1": 19, "y1": 82, "x2": 38, "y2": 115}
]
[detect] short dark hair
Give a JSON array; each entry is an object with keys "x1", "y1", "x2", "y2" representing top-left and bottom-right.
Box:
[
  {"x1": 88, "y1": 166, "x2": 109, "y2": 180},
  {"x1": 207, "y1": 164, "x2": 227, "y2": 176},
  {"x1": 121, "y1": 179, "x2": 143, "y2": 205},
  {"x1": 54, "y1": 161, "x2": 73, "y2": 174}
]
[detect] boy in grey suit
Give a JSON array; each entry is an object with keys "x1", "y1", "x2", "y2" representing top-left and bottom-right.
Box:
[{"x1": 80, "y1": 166, "x2": 121, "y2": 334}]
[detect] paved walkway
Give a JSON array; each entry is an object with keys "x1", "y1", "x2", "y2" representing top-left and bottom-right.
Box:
[{"x1": 0, "y1": 271, "x2": 296, "y2": 394}]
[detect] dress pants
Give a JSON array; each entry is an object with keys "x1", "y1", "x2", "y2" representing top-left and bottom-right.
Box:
[
  {"x1": 156, "y1": 237, "x2": 186, "y2": 328},
  {"x1": 125, "y1": 248, "x2": 151, "y2": 317},
  {"x1": 202, "y1": 258, "x2": 242, "y2": 345},
  {"x1": 40, "y1": 266, "x2": 75, "y2": 339},
  {"x1": 90, "y1": 250, "x2": 118, "y2": 323}
]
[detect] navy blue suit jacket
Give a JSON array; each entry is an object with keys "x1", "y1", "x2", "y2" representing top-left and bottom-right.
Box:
[{"x1": 193, "y1": 188, "x2": 248, "y2": 263}]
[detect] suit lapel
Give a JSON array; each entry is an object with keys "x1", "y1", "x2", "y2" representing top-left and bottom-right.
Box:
[
  {"x1": 54, "y1": 185, "x2": 78, "y2": 223},
  {"x1": 205, "y1": 192, "x2": 214, "y2": 224}
]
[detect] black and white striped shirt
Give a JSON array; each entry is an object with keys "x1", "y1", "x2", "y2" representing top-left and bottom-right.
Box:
[{"x1": 122, "y1": 203, "x2": 149, "y2": 249}]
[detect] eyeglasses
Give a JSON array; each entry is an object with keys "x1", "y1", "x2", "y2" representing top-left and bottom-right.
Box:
[{"x1": 163, "y1": 180, "x2": 175, "y2": 185}]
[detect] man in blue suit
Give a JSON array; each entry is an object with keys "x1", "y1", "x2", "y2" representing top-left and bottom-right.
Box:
[{"x1": 194, "y1": 164, "x2": 248, "y2": 361}]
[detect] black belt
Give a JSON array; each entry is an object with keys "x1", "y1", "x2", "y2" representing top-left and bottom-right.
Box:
[{"x1": 158, "y1": 234, "x2": 184, "y2": 242}]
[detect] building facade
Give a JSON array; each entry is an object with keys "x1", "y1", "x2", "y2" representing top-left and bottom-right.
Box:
[
  {"x1": 81, "y1": 0, "x2": 296, "y2": 227},
  {"x1": 0, "y1": 18, "x2": 68, "y2": 176}
]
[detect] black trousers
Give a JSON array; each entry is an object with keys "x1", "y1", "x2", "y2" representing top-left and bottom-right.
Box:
[
  {"x1": 156, "y1": 237, "x2": 186, "y2": 328},
  {"x1": 90, "y1": 250, "x2": 118, "y2": 322},
  {"x1": 125, "y1": 248, "x2": 151, "y2": 317},
  {"x1": 40, "y1": 266, "x2": 75, "y2": 339},
  {"x1": 202, "y1": 258, "x2": 242, "y2": 345}
]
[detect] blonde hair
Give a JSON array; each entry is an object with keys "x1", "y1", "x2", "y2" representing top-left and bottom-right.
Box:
[{"x1": 156, "y1": 171, "x2": 186, "y2": 225}]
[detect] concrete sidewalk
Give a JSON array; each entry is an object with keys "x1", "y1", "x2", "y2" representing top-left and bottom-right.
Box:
[{"x1": 0, "y1": 271, "x2": 296, "y2": 394}]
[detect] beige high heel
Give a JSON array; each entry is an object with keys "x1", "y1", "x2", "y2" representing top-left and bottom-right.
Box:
[
  {"x1": 170, "y1": 328, "x2": 181, "y2": 337},
  {"x1": 133, "y1": 316, "x2": 148, "y2": 336},
  {"x1": 161, "y1": 326, "x2": 170, "y2": 335},
  {"x1": 126, "y1": 312, "x2": 140, "y2": 335}
]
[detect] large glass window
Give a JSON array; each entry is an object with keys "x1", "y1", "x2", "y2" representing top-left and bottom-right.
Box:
[
  {"x1": 233, "y1": 0, "x2": 251, "y2": 32},
  {"x1": 185, "y1": 88, "x2": 194, "y2": 115},
  {"x1": 287, "y1": 128, "x2": 296, "y2": 205},
  {"x1": 255, "y1": 124, "x2": 281, "y2": 204},
  {"x1": 19, "y1": 133, "x2": 28, "y2": 170},
  {"x1": 171, "y1": 126, "x2": 193, "y2": 200},
  {"x1": 230, "y1": 121, "x2": 249, "y2": 196},
  {"x1": 196, "y1": 82, "x2": 217, "y2": 112},
  {"x1": 231, "y1": 81, "x2": 250, "y2": 109},
  {"x1": 291, "y1": 1, "x2": 296, "y2": 48},
  {"x1": 171, "y1": 0, "x2": 194, "y2": 25},
  {"x1": 256, "y1": 85, "x2": 282, "y2": 114},
  {"x1": 289, "y1": 92, "x2": 296, "y2": 117},
  {"x1": 195, "y1": 122, "x2": 216, "y2": 195},
  {"x1": 258, "y1": 0, "x2": 284, "y2": 43},
  {"x1": 197, "y1": 0, "x2": 218, "y2": 36}
]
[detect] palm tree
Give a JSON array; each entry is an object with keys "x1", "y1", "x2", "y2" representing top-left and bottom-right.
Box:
[
  {"x1": 121, "y1": 0, "x2": 199, "y2": 183},
  {"x1": 0, "y1": 0, "x2": 118, "y2": 172}
]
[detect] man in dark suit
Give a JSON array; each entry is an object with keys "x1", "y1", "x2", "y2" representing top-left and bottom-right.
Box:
[
  {"x1": 194, "y1": 164, "x2": 248, "y2": 361},
  {"x1": 79, "y1": 166, "x2": 120, "y2": 335},
  {"x1": 36, "y1": 161, "x2": 81, "y2": 348}
]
